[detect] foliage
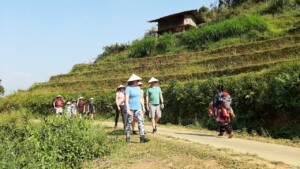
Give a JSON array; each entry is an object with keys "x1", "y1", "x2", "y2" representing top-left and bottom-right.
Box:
[
  {"x1": 162, "y1": 62, "x2": 300, "y2": 139},
  {"x1": 178, "y1": 15, "x2": 270, "y2": 50},
  {"x1": 129, "y1": 37, "x2": 156, "y2": 58},
  {"x1": 0, "y1": 79, "x2": 4, "y2": 96},
  {"x1": 95, "y1": 43, "x2": 129, "y2": 62},
  {"x1": 266, "y1": 0, "x2": 294, "y2": 13},
  {"x1": 0, "y1": 112, "x2": 113, "y2": 168},
  {"x1": 155, "y1": 33, "x2": 176, "y2": 54}
]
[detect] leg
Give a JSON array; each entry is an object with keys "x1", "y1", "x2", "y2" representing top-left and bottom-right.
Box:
[
  {"x1": 224, "y1": 123, "x2": 233, "y2": 138},
  {"x1": 120, "y1": 105, "x2": 127, "y2": 129},
  {"x1": 132, "y1": 117, "x2": 137, "y2": 135},
  {"x1": 136, "y1": 110, "x2": 150, "y2": 143},
  {"x1": 219, "y1": 123, "x2": 226, "y2": 136},
  {"x1": 149, "y1": 105, "x2": 156, "y2": 132},
  {"x1": 125, "y1": 112, "x2": 134, "y2": 142},
  {"x1": 114, "y1": 105, "x2": 120, "y2": 128}
]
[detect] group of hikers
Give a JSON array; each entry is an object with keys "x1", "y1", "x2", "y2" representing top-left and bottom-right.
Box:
[
  {"x1": 53, "y1": 73, "x2": 235, "y2": 143},
  {"x1": 53, "y1": 95, "x2": 96, "y2": 119},
  {"x1": 114, "y1": 74, "x2": 164, "y2": 143}
]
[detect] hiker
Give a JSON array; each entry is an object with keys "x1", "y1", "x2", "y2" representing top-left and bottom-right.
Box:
[
  {"x1": 88, "y1": 98, "x2": 96, "y2": 120},
  {"x1": 132, "y1": 81, "x2": 146, "y2": 135},
  {"x1": 66, "y1": 101, "x2": 72, "y2": 117},
  {"x1": 71, "y1": 100, "x2": 77, "y2": 117},
  {"x1": 125, "y1": 74, "x2": 150, "y2": 143},
  {"x1": 53, "y1": 95, "x2": 65, "y2": 116},
  {"x1": 77, "y1": 97, "x2": 85, "y2": 118},
  {"x1": 146, "y1": 77, "x2": 164, "y2": 133},
  {"x1": 115, "y1": 85, "x2": 126, "y2": 129},
  {"x1": 209, "y1": 85, "x2": 235, "y2": 138}
]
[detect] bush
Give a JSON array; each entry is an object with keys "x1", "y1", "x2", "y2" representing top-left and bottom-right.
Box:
[
  {"x1": 267, "y1": 0, "x2": 293, "y2": 13},
  {"x1": 178, "y1": 15, "x2": 270, "y2": 50},
  {"x1": 95, "y1": 43, "x2": 129, "y2": 62},
  {"x1": 0, "y1": 112, "x2": 113, "y2": 168},
  {"x1": 155, "y1": 33, "x2": 176, "y2": 54},
  {"x1": 162, "y1": 62, "x2": 300, "y2": 138},
  {"x1": 129, "y1": 37, "x2": 156, "y2": 58}
]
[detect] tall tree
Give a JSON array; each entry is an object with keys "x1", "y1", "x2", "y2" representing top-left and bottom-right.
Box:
[{"x1": 0, "y1": 79, "x2": 4, "y2": 96}]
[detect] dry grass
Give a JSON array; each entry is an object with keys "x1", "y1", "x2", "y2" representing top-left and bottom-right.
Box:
[{"x1": 84, "y1": 128, "x2": 294, "y2": 169}]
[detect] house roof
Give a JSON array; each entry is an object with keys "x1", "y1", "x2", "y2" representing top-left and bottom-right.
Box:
[{"x1": 148, "y1": 10, "x2": 204, "y2": 25}]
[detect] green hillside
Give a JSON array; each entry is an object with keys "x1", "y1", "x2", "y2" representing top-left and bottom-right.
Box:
[{"x1": 1, "y1": 1, "x2": 300, "y2": 138}]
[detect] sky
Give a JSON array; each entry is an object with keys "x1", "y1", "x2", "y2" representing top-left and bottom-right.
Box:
[{"x1": 0, "y1": 0, "x2": 217, "y2": 95}]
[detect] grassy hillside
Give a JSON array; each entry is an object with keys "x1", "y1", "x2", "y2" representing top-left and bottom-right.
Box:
[{"x1": 0, "y1": 1, "x2": 300, "y2": 138}]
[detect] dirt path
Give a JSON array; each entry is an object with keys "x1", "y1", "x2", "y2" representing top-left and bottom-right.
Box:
[{"x1": 99, "y1": 121, "x2": 300, "y2": 167}]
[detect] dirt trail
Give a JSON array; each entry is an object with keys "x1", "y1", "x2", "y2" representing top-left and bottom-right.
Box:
[{"x1": 99, "y1": 122, "x2": 300, "y2": 167}]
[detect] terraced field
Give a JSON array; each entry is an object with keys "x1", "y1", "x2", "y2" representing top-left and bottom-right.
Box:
[{"x1": 29, "y1": 34, "x2": 300, "y2": 93}]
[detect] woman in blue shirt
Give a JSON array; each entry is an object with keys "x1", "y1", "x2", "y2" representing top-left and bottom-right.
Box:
[{"x1": 125, "y1": 74, "x2": 150, "y2": 143}]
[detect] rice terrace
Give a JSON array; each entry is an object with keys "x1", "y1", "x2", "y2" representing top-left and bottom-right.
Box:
[{"x1": 0, "y1": 0, "x2": 300, "y2": 168}]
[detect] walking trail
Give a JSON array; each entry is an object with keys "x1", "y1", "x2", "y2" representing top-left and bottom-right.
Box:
[{"x1": 99, "y1": 121, "x2": 300, "y2": 167}]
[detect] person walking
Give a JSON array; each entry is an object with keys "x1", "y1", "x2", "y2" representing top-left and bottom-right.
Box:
[
  {"x1": 53, "y1": 95, "x2": 65, "y2": 116},
  {"x1": 125, "y1": 74, "x2": 150, "y2": 143},
  {"x1": 88, "y1": 98, "x2": 96, "y2": 120},
  {"x1": 71, "y1": 100, "x2": 77, "y2": 117},
  {"x1": 146, "y1": 77, "x2": 164, "y2": 133},
  {"x1": 66, "y1": 101, "x2": 72, "y2": 117},
  {"x1": 209, "y1": 85, "x2": 235, "y2": 138},
  {"x1": 132, "y1": 81, "x2": 146, "y2": 134},
  {"x1": 77, "y1": 97, "x2": 85, "y2": 118},
  {"x1": 115, "y1": 85, "x2": 126, "y2": 129}
]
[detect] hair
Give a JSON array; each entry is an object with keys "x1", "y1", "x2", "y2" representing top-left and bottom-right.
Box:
[{"x1": 217, "y1": 85, "x2": 224, "y2": 92}]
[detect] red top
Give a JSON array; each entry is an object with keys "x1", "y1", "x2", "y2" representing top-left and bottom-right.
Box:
[
  {"x1": 54, "y1": 99, "x2": 64, "y2": 108},
  {"x1": 78, "y1": 101, "x2": 85, "y2": 112}
]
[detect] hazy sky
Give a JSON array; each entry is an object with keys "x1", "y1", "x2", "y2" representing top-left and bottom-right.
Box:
[{"x1": 0, "y1": 0, "x2": 217, "y2": 95}]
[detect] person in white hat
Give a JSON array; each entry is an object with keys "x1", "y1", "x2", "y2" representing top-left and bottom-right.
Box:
[
  {"x1": 115, "y1": 85, "x2": 126, "y2": 129},
  {"x1": 88, "y1": 98, "x2": 96, "y2": 120},
  {"x1": 66, "y1": 101, "x2": 72, "y2": 117},
  {"x1": 131, "y1": 81, "x2": 146, "y2": 135},
  {"x1": 146, "y1": 77, "x2": 164, "y2": 133},
  {"x1": 53, "y1": 95, "x2": 65, "y2": 117},
  {"x1": 77, "y1": 97, "x2": 85, "y2": 118},
  {"x1": 124, "y1": 74, "x2": 150, "y2": 143}
]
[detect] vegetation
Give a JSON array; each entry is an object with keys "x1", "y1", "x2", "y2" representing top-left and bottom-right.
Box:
[
  {"x1": 88, "y1": 128, "x2": 291, "y2": 168},
  {"x1": 0, "y1": 111, "x2": 116, "y2": 168},
  {"x1": 1, "y1": 1, "x2": 300, "y2": 140},
  {"x1": 0, "y1": 79, "x2": 4, "y2": 96}
]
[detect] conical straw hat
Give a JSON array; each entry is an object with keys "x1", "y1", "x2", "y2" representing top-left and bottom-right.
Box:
[
  {"x1": 127, "y1": 74, "x2": 142, "y2": 82},
  {"x1": 148, "y1": 77, "x2": 159, "y2": 83}
]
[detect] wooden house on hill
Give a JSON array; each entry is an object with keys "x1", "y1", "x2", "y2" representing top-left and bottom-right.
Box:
[{"x1": 148, "y1": 10, "x2": 204, "y2": 35}]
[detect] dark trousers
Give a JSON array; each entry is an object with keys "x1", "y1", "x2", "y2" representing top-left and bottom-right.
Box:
[
  {"x1": 115, "y1": 104, "x2": 127, "y2": 128},
  {"x1": 219, "y1": 123, "x2": 233, "y2": 135}
]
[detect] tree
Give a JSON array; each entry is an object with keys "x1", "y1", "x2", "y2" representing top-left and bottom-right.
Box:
[{"x1": 0, "y1": 79, "x2": 4, "y2": 96}]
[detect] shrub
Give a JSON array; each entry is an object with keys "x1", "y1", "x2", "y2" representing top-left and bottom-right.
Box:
[
  {"x1": 178, "y1": 15, "x2": 270, "y2": 50},
  {"x1": 162, "y1": 62, "x2": 300, "y2": 138},
  {"x1": 267, "y1": 0, "x2": 293, "y2": 13},
  {"x1": 95, "y1": 43, "x2": 129, "y2": 62},
  {"x1": 129, "y1": 37, "x2": 156, "y2": 58},
  {"x1": 0, "y1": 113, "x2": 113, "y2": 168},
  {"x1": 155, "y1": 33, "x2": 176, "y2": 54}
]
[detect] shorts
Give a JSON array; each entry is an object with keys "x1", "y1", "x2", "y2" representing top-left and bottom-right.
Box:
[
  {"x1": 55, "y1": 108, "x2": 63, "y2": 115},
  {"x1": 79, "y1": 110, "x2": 85, "y2": 114},
  {"x1": 149, "y1": 104, "x2": 161, "y2": 118}
]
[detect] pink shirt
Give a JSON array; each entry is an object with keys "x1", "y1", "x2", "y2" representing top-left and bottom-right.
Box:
[{"x1": 116, "y1": 91, "x2": 125, "y2": 105}]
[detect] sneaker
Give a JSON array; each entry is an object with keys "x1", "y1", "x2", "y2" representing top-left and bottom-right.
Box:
[
  {"x1": 126, "y1": 137, "x2": 130, "y2": 143},
  {"x1": 140, "y1": 136, "x2": 150, "y2": 143},
  {"x1": 132, "y1": 131, "x2": 138, "y2": 135},
  {"x1": 218, "y1": 133, "x2": 224, "y2": 136}
]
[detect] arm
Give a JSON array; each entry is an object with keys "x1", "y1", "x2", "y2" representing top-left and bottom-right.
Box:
[
  {"x1": 159, "y1": 93, "x2": 164, "y2": 104},
  {"x1": 125, "y1": 94, "x2": 132, "y2": 115},
  {"x1": 115, "y1": 94, "x2": 120, "y2": 110},
  {"x1": 140, "y1": 92, "x2": 145, "y2": 112},
  {"x1": 146, "y1": 94, "x2": 149, "y2": 111}
]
